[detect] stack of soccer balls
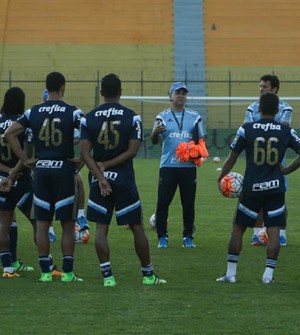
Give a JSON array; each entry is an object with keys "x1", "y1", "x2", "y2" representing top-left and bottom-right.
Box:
[
  {"x1": 75, "y1": 223, "x2": 90, "y2": 243},
  {"x1": 219, "y1": 172, "x2": 244, "y2": 198}
]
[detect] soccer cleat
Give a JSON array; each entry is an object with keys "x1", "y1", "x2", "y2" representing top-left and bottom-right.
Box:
[
  {"x1": 12, "y1": 260, "x2": 34, "y2": 272},
  {"x1": 182, "y1": 236, "x2": 196, "y2": 248},
  {"x1": 39, "y1": 272, "x2": 52, "y2": 282},
  {"x1": 251, "y1": 235, "x2": 261, "y2": 246},
  {"x1": 77, "y1": 216, "x2": 90, "y2": 231},
  {"x1": 103, "y1": 276, "x2": 117, "y2": 287},
  {"x1": 51, "y1": 265, "x2": 63, "y2": 277},
  {"x1": 157, "y1": 236, "x2": 168, "y2": 248},
  {"x1": 3, "y1": 271, "x2": 19, "y2": 278},
  {"x1": 262, "y1": 277, "x2": 274, "y2": 284},
  {"x1": 143, "y1": 274, "x2": 167, "y2": 285},
  {"x1": 49, "y1": 232, "x2": 56, "y2": 243},
  {"x1": 216, "y1": 275, "x2": 237, "y2": 283},
  {"x1": 280, "y1": 235, "x2": 287, "y2": 247},
  {"x1": 61, "y1": 272, "x2": 83, "y2": 282}
]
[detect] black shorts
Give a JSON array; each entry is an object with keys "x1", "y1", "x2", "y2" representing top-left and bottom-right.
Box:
[
  {"x1": 33, "y1": 159, "x2": 77, "y2": 221},
  {"x1": 0, "y1": 173, "x2": 33, "y2": 213},
  {"x1": 87, "y1": 175, "x2": 142, "y2": 225},
  {"x1": 235, "y1": 192, "x2": 286, "y2": 228}
]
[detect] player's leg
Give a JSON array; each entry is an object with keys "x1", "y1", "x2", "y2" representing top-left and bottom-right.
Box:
[
  {"x1": 178, "y1": 167, "x2": 196, "y2": 248},
  {"x1": 75, "y1": 172, "x2": 89, "y2": 231},
  {"x1": 217, "y1": 195, "x2": 259, "y2": 283},
  {"x1": 155, "y1": 168, "x2": 177, "y2": 248},
  {"x1": 279, "y1": 205, "x2": 287, "y2": 246},
  {"x1": 0, "y1": 210, "x2": 19, "y2": 278},
  {"x1": 262, "y1": 193, "x2": 285, "y2": 284},
  {"x1": 95, "y1": 222, "x2": 116, "y2": 286},
  {"x1": 116, "y1": 184, "x2": 166, "y2": 285}
]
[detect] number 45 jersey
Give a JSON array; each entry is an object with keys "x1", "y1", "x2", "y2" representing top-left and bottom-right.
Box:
[
  {"x1": 17, "y1": 100, "x2": 83, "y2": 160},
  {"x1": 80, "y1": 102, "x2": 143, "y2": 185},
  {"x1": 231, "y1": 118, "x2": 300, "y2": 196}
]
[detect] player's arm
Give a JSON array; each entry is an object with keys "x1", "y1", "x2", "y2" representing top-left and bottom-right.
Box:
[
  {"x1": 4, "y1": 122, "x2": 34, "y2": 168},
  {"x1": 217, "y1": 150, "x2": 239, "y2": 183},
  {"x1": 80, "y1": 138, "x2": 112, "y2": 196},
  {"x1": 151, "y1": 117, "x2": 165, "y2": 144},
  {"x1": 99, "y1": 139, "x2": 140, "y2": 171},
  {"x1": 280, "y1": 150, "x2": 300, "y2": 175}
]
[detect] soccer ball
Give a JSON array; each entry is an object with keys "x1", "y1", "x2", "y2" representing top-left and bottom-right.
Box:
[
  {"x1": 213, "y1": 156, "x2": 220, "y2": 163},
  {"x1": 149, "y1": 214, "x2": 156, "y2": 229},
  {"x1": 149, "y1": 213, "x2": 169, "y2": 230},
  {"x1": 219, "y1": 172, "x2": 243, "y2": 198},
  {"x1": 75, "y1": 223, "x2": 90, "y2": 243},
  {"x1": 258, "y1": 227, "x2": 269, "y2": 245}
]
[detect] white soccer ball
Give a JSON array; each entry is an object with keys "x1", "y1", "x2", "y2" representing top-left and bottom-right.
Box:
[
  {"x1": 213, "y1": 156, "x2": 220, "y2": 163},
  {"x1": 75, "y1": 223, "x2": 90, "y2": 243},
  {"x1": 149, "y1": 213, "x2": 156, "y2": 229},
  {"x1": 258, "y1": 227, "x2": 269, "y2": 245},
  {"x1": 219, "y1": 172, "x2": 244, "y2": 198}
]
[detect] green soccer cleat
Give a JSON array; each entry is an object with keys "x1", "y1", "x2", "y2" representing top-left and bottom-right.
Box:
[
  {"x1": 39, "y1": 272, "x2": 52, "y2": 282},
  {"x1": 13, "y1": 260, "x2": 34, "y2": 272},
  {"x1": 61, "y1": 272, "x2": 83, "y2": 282},
  {"x1": 103, "y1": 276, "x2": 117, "y2": 287},
  {"x1": 143, "y1": 275, "x2": 167, "y2": 285}
]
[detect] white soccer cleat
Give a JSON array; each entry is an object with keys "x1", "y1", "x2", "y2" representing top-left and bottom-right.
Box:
[
  {"x1": 262, "y1": 277, "x2": 274, "y2": 284},
  {"x1": 216, "y1": 275, "x2": 237, "y2": 283}
]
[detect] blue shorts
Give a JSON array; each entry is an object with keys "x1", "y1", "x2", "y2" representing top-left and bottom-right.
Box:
[
  {"x1": 235, "y1": 193, "x2": 286, "y2": 228},
  {"x1": 0, "y1": 173, "x2": 33, "y2": 213},
  {"x1": 33, "y1": 159, "x2": 78, "y2": 221},
  {"x1": 87, "y1": 175, "x2": 142, "y2": 225}
]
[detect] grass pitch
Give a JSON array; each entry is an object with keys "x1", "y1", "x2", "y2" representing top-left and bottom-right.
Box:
[{"x1": 2, "y1": 158, "x2": 300, "y2": 334}]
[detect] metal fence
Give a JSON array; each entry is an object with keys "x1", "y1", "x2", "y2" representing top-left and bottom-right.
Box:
[{"x1": 1, "y1": 70, "x2": 300, "y2": 158}]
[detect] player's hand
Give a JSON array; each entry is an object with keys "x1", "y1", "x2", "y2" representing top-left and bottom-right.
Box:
[
  {"x1": 98, "y1": 178, "x2": 112, "y2": 197},
  {"x1": 23, "y1": 157, "x2": 37, "y2": 169},
  {"x1": 153, "y1": 124, "x2": 166, "y2": 135},
  {"x1": 0, "y1": 177, "x2": 14, "y2": 192}
]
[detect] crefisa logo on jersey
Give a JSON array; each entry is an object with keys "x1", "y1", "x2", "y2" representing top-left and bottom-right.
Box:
[
  {"x1": 253, "y1": 123, "x2": 281, "y2": 131},
  {"x1": 95, "y1": 108, "x2": 124, "y2": 118},
  {"x1": 38, "y1": 105, "x2": 66, "y2": 114},
  {"x1": 169, "y1": 131, "x2": 190, "y2": 139},
  {"x1": 0, "y1": 119, "x2": 13, "y2": 129}
]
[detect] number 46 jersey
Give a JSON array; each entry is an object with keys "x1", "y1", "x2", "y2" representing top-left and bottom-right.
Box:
[
  {"x1": 231, "y1": 118, "x2": 300, "y2": 196},
  {"x1": 80, "y1": 102, "x2": 143, "y2": 185},
  {"x1": 17, "y1": 100, "x2": 83, "y2": 160}
]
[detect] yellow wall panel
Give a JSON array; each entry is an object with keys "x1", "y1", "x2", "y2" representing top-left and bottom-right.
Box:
[
  {"x1": 204, "y1": 0, "x2": 300, "y2": 66},
  {"x1": 1, "y1": 0, "x2": 173, "y2": 45}
]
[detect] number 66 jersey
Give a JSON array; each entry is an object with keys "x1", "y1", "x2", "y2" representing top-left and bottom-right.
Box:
[{"x1": 230, "y1": 119, "x2": 300, "y2": 196}]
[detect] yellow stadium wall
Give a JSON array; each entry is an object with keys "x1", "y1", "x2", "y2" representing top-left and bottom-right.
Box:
[{"x1": 0, "y1": 0, "x2": 174, "y2": 112}]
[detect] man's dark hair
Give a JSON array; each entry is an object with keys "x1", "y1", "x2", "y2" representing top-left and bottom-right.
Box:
[
  {"x1": 101, "y1": 73, "x2": 121, "y2": 98},
  {"x1": 0, "y1": 87, "x2": 25, "y2": 116},
  {"x1": 259, "y1": 92, "x2": 279, "y2": 116},
  {"x1": 46, "y1": 72, "x2": 66, "y2": 93},
  {"x1": 260, "y1": 74, "x2": 280, "y2": 93}
]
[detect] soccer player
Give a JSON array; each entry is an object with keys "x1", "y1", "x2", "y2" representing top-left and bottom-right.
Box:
[
  {"x1": 80, "y1": 73, "x2": 166, "y2": 287},
  {"x1": 150, "y1": 82, "x2": 206, "y2": 248},
  {"x1": 0, "y1": 87, "x2": 36, "y2": 277},
  {"x1": 244, "y1": 74, "x2": 292, "y2": 246},
  {"x1": 5, "y1": 72, "x2": 83, "y2": 282},
  {"x1": 217, "y1": 92, "x2": 300, "y2": 284},
  {"x1": 42, "y1": 89, "x2": 90, "y2": 243}
]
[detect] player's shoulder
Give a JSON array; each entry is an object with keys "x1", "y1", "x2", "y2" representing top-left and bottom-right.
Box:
[
  {"x1": 247, "y1": 100, "x2": 259, "y2": 110},
  {"x1": 279, "y1": 99, "x2": 292, "y2": 110}
]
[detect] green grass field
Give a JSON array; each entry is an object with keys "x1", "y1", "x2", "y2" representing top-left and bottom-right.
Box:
[{"x1": 2, "y1": 158, "x2": 300, "y2": 334}]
